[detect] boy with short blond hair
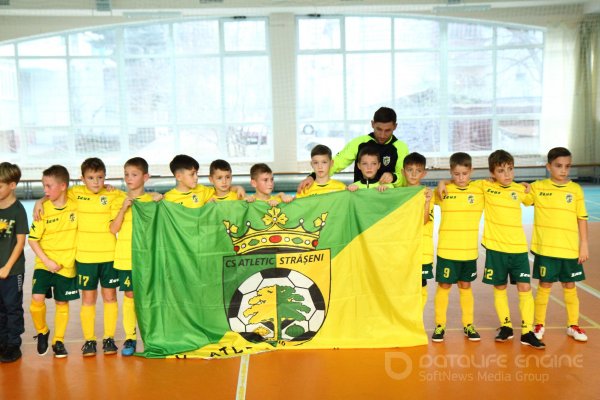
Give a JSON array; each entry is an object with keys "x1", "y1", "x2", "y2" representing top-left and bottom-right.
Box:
[
  {"x1": 401, "y1": 152, "x2": 433, "y2": 311},
  {"x1": 296, "y1": 145, "x2": 345, "y2": 198},
  {"x1": 531, "y1": 147, "x2": 589, "y2": 342},
  {"x1": 248, "y1": 163, "x2": 293, "y2": 206},
  {"x1": 0, "y1": 162, "x2": 28, "y2": 363},
  {"x1": 208, "y1": 159, "x2": 238, "y2": 202},
  {"x1": 109, "y1": 157, "x2": 153, "y2": 356},
  {"x1": 347, "y1": 146, "x2": 394, "y2": 192},
  {"x1": 432, "y1": 152, "x2": 483, "y2": 343},
  {"x1": 478, "y1": 150, "x2": 543, "y2": 349},
  {"x1": 28, "y1": 165, "x2": 79, "y2": 358}
]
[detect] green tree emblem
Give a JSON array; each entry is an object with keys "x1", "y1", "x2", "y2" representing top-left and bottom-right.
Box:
[{"x1": 243, "y1": 284, "x2": 312, "y2": 341}]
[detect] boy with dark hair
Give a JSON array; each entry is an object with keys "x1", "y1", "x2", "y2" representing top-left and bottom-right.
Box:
[
  {"x1": 110, "y1": 157, "x2": 153, "y2": 356},
  {"x1": 28, "y1": 165, "x2": 79, "y2": 358},
  {"x1": 296, "y1": 145, "x2": 346, "y2": 198},
  {"x1": 401, "y1": 152, "x2": 433, "y2": 311},
  {"x1": 166, "y1": 154, "x2": 245, "y2": 207},
  {"x1": 0, "y1": 162, "x2": 28, "y2": 363},
  {"x1": 248, "y1": 163, "x2": 293, "y2": 206},
  {"x1": 432, "y1": 152, "x2": 483, "y2": 343},
  {"x1": 531, "y1": 147, "x2": 589, "y2": 342},
  {"x1": 478, "y1": 150, "x2": 543, "y2": 349},
  {"x1": 208, "y1": 159, "x2": 238, "y2": 202},
  {"x1": 347, "y1": 146, "x2": 394, "y2": 192}
]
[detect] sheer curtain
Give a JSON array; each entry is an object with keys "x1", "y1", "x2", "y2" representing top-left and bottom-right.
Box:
[{"x1": 571, "y1": 14, "x2": 600, "y2": 164}]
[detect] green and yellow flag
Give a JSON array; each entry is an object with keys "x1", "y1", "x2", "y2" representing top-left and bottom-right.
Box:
[{"x1": 132, "y1": 188, "x2": 428, "y2": 358}]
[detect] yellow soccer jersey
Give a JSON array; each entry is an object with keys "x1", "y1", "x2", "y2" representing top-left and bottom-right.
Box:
[
  {"x1": 296, "y1": 179, "x2": 346, "y2": 198},
  {"x1": 476, "y1": 180, "x2": 533, "y2": 253},
  {"x1": 69, "y1": 185, "x2": 125, "y2": 263},
  {"x1": 112, "y1": 193, "x2": 153, "y2": 271},
  {"x1": 435, "y1": 181, "x2": 484, "y2": 261},
  {"x1": 164, "y1": 184, "x2": 215, "y2": 208},
  {"x1": 531, "y1": 179, "x2": 588, "y2": 259},
  {"x1": 422, "y1": 200, "x2": 434, "y2": 265},
  {"x1": 28, "y1": 199, "x2": 78, "y2": 278},
  {"x1": 210, "y1": 191, "x2": 239, "y2": 202}
]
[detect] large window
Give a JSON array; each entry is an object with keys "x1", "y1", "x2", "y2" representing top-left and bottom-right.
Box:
[
  {"x1": 296, "y1": 16, "x2": 544, "y2": 162},
  {"x1": 0, "y1": 18, "x2": 272, "y2": 173}
]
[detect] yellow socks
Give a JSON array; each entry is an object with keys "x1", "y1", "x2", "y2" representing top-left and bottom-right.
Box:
[
  {"x1": 54, "y1": 303, "x2": 69, "y2": 344},
  {"x1": 534, "y1": 286, "x2": 551, "y2": 325},
  {"x1": 80, "y1": 304, "x2": 96, "y2": 341},
  {"x1": 518, "y1": 290, "x2": 534, "y2": 334},
  {"x1": 421, "y1": 286, "x2": 428, "y2": 312},
  {"x1": 29, "y1": 300, "x2": 48, "y2": 334},
  {"x1": 123, "y1": 296, "x2": 137, "y2": 340},
  {"x1": 434, "y1": 286, "x2": 450, "y2": 327},
  {"x1": 563, "y1": 287, "x2": 579, "y2": 327},
  {"x1": 104, "y1": 301, "x2": 118, "y2": 339},
  {"x1": 493, "y1": 288, "x2": 512, "y2": 328},
  {"x1": 458, "y1": 287, "x2": 474, "y2": 327}
]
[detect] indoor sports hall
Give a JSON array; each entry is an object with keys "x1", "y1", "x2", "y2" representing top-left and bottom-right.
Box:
[{"x1": 1, "y1": 1, "x2": 599, "y2": 399}]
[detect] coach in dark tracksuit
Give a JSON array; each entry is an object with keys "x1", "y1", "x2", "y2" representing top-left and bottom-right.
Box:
[{"x1": 297, "y1": 107, "x2": 409, "y2": 192}]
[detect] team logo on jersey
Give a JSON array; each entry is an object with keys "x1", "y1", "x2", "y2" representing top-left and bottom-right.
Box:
[
  {"x1": 467, "y1": 194, "x2": 475, "y2": 204},
  {"x1": 566, "y1": 193, "x2": 573, "y2": 204},
  {"x1": 69, "y1": 212, "x2": 76, "y2": 222},
  {"x1": 0, "y1": 219, "x2": 15, "y2": 237},
  {"x1": 382, "y1": 156, "x2": 391, "y2": 166},
  {"x1": 511, "y1": 192, "x2": 517, "y2": 201},
  {"x1": 100, "y1": 196, "x2": 108, "y2": 206},
  {"x1": 223, "y1": 207, "x2": 330, "y2": 348},
  {"x1": 192, "y1": 194, "x2": 199, "y2": 203}
]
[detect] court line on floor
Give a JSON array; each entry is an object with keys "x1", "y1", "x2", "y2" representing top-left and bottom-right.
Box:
[{"x1": 236, "y1": 354, "x2": 250, "y2": 400}]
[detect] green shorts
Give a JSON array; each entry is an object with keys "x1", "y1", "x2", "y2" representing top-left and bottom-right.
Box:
[
  {"x1": 422, "y1": 263, "x2": 434, "y2": 281},
  {"x1": 532, "y1": 253, "x2": 585, "y2": 283},
  {"x1": 76, "y1": 261, "x2": 119, "y2": 290},
  {"x1": 435, "y1": 256, "x2": 477, "y2": 284},
  {"x1": 483, "y1": 249, "x2": 530, "y2": 286},
  {"x1": 118, "y1": 270, "x2": 133, "y2": 292},
  {"x1": 32, "y1": 269, "x2": 80, "y2": 302}
]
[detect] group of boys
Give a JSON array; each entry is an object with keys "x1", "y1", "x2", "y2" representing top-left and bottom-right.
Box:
[{"x1": 0, "y1": 135, "x2": 589, "y2": 362}]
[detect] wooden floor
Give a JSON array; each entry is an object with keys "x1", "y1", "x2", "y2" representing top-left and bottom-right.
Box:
[{"x1": 1, "y1": 219, "x2": 599, "y2": 399}]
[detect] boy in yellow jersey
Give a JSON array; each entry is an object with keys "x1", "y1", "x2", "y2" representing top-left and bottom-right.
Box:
[
  {"x1": 109, "y1": 157, "x2": 153, "y2": 356},
  {"x1": 476, "y1": 150, "x2": 544, "y2": 349},
  {"x1": 73, "y1": 158, "x2": 125, "y2": 356},
  {"x1": 165, "y1": 155, "x2": 245, "y2": 207},
  {"x1": 28, "y1": 165, "x2": 79, "y2": 358},
  {"x1": 432, "y1": 152, "x2": 483, "y2": 343},
  {"x1": 401, "y1": 152, "x2": 433, "y2": 312},
  {"x1": 531, "y1": 147, "x2": 589, "y2": 342},
  {"x1": 296, "y1": 145, "x2": 345, "y2": 198},
  {"x1": 347, "y1": 146, "x2": 394, "y2": 192},
  {"x1": 0, "y1": 163, "x2": 29, "y2": 363},
  {"x1": 208, "y1": 159, "x2": 238, "y2": 202},
  {"x1": 247, "y1": 163, "x2": 294, "y2": 206}
]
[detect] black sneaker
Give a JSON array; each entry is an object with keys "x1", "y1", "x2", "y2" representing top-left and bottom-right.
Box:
[
  {"x1": 52, "y1": 341, "x2": 68, "y2": 358},
  {"x1": 34, "y1": 330, "x2": 50, "y2": 356},
  {"x1": 463, "y1": 324, "x2": 481, "y2": 341},
  {"x1": 82, "y1": 340, "x2": 97, "y2": 357},
  {"x1": 102, "y1": 338, "x2": 118, "y2": 355},
  {"x1": 432, "y1": 325, "x2": 445, "y2": 342},
  {"x1": 521, "y1": 331, "x2": 546, "y2": 350},
  {"x1": 495, "y1": 326, "x2": 514, "y2": 342},
  {"x1": 0, "y1": 345, "x2": 22, "y2": 363}
]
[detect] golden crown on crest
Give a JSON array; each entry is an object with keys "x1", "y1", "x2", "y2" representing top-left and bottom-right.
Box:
[{"x1": 223, "y1": 207, "x2": 328, "y2": 255}]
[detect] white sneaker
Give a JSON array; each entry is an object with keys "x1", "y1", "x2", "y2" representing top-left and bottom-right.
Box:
[
  {"x1": 533, "y1": 324, "x2": 545, "y2": 340},
  {"x1": 566, "y1": 325, "x2": 588, "y2": 342}
]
